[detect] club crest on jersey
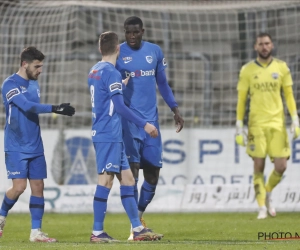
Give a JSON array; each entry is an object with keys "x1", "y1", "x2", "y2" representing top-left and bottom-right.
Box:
[
  {"x1": 146, "y1": 56, "x2": 153, "y2": 64},
  {"x1": 20, "y1": 86, "x2": 27, "y2": 93},
  {"x1": 123, "y1": 57, "x2": 132, "y2": 64},
  {"x1": 272, "y1": 72, "x2": 279, "y2": 79}
]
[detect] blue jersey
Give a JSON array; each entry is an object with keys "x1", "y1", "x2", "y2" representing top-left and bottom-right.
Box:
[
  {"x1": 88, "y1": 61, "x2": 123, "y2": 142},
  {"x1": 116, "y1": 41, "x2": 167, "y2": 121},
  {"x1": 1, "y1": 73, "x2": 49, "y2": 153}
]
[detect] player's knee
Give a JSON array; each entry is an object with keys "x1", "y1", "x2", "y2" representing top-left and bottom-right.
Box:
[
  {"x1": 12, "y1": 185, "x2": 26, "y2": 196},
  {"x1": 129, "y1": 162, "x2": 140, "y2": 178}
]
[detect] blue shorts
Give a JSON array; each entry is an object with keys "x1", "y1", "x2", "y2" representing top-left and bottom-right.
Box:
[
  {"x1": 5, "y1": 152, "x2": 47, "y2": 179},
  {"x1": 93, "y1": 142, "x2": 130, "y2": 174},
  {"x1": 122, "y1": 120, "x2": 163, "y2": 168}
]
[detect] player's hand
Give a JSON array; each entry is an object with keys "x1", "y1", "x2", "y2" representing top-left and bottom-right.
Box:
[
  {"x1": 144, "y1": 123, "x2": 158, "y2": 138},
  {"x1": 173, "y1": 108, "x2": 184, "y2": 133},
  {"x1": 52, "y1": 103, "x2": 75, "y2": 116},
  {"x1": 122, "y1": 76, "x2": 130, "y2": 86},
  {"x1": 290, "y1": 115, "x2": 300, "y2": 139},
  {"x1": 235, "y1": 120, "x2": 247, "y2": 146}
]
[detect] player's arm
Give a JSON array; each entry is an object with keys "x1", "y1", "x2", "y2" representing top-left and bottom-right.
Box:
[
  {"x1": 235, "y1": 67, "x2": 249, "y2": 146},
  {"x1": 5, "y1": 86, "x2": 52, "y2": 114},
  {"x1": 111, "y1": 94, "x2": 158, "y2": 138},
  {"x1": 4, "y1": 84, "x2": 75, "y2": 116},
  {"x1": 156, "y1": 69, "x2": 184, "y2": 132},
  {"x1": 283, "y1": 85, "x2": 299, "y2": 139},
  {"x1": 282, "y1": 62, "x2": 299, "y2": 139}
]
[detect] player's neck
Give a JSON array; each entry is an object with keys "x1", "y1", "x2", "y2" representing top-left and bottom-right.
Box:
[
  {"x1": 101, "y1": 54, "x2": 117, "y2": 66},
  {"x1": 257, "y1": 56, "x2": 272, "y2": 65},
  {"x1": 16, "y1": 69, "x2": 29, "y2": 80}
]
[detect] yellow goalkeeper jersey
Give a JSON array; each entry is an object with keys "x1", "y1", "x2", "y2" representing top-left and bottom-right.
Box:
[{"x1": 237, "y1": 58, "x2": 293, "y2": 128}]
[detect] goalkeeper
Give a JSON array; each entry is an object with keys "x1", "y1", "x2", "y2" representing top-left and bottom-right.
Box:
[
  {"x1": 0, "y1": 47, "x2": 75, "y2": 242},
  {"x1": 235, "y1": 33, "x2": 299, "y2": 219}
]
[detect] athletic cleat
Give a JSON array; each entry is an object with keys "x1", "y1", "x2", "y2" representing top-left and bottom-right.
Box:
[
  {"x1": 257, "y1": 206, "x2": 267, "y2": 219},
  {"x1": 266, "y1": 192, "x2": 276, "y2": 217},
  {"x1": 133, "y1": 228, "x2": 163, "y2": 241},
  {"x1": 0, "y1": 216, "x2": 6, "y2": 238},
  {"x1": 90, "y1": 232, "x2": 119, "y2": 243},
  {"x1": 29, "y1": 229, "x2": 57, "y2": 242}
]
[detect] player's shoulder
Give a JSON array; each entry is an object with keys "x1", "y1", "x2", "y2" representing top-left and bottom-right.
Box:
[
  {"x1": 2, "y1": 74, "x2": 16, "y2": 90},
  {"x1": 143, "y1": 41, "x2": 161, "y2": 51},
  {"x1": 272, "y1": 57, "x2": 287, "y2": 65},
  {"x1": 272, "y1": 57, "x2": 289, "y2": 68},
  {"x1": 240, "y1": 60, "x2": 256, "y2": 73}
]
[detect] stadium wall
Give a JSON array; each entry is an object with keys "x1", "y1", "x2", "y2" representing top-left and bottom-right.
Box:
[{"x1": 0, "y1": 129, "x2": 299, "y2": 213}]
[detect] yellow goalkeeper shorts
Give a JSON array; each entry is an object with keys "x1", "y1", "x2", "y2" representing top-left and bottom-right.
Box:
[{"x1": 246, "y1": 126, "x2": 290, "y2": 160}]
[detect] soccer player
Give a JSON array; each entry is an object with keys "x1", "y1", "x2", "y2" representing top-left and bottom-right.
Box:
[
  {"x1": 235, "y1": 32, "x2": 300, "y2": 219},
  {"x1": 88, "y1": 31, "x2": 163, "y2": 242},
  {"x1": 0, "y1": 47, "x2": 75, "y2": 241},
  {"x1": 116, "y1": 16, "x2": 184, "y2": 240}
]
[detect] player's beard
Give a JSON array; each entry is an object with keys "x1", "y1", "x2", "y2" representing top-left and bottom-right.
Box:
[
  {"x1": 258, "y1": 50, "x2": 272, "y2": 60},
  {"x1": 26, "y1": 67, "x2": 39, "y2": 80}
]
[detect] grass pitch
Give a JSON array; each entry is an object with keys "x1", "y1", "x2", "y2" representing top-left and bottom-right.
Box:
[{"x1": 0, "y1": 212, "x2": 299, "y2": 249}]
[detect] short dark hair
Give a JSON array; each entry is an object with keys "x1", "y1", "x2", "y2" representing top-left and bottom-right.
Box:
[
  {"x1": 20, "y1": 46, "x2": 45, "y2": 66},
  {"x1": 256, "y1": 32, "x2": 272, "y2": 42},
  {"x1": 99, "y1": 31, "x2": 119, "y2": 56},
  {"x1": 124, "y1": 16, "x2": 143, "y2": 29}
]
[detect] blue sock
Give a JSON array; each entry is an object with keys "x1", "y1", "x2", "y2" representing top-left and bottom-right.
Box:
[
  {"x1": 29, "y1": 196, "x2": 44, "y2": 229},
  {"x1": 134, "y1": 178, "x2": 139, "y2": 204},
  {"x1": 120, "y1": 185, "x2": 140, "y2": 228},
  {"x1": 93, "y1": 185, "x2": 110, "y2": 231},
  {"x1": 138, "y1": 181, "x2": 156, "y2": 212},
  {"x1": 0, "y1": 194, "x2": 18, "y2": 217}
]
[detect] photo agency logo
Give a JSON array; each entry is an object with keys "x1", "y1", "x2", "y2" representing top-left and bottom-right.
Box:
[{"x1": 258, "y1": 232, "x2": 300, "y2": 240}]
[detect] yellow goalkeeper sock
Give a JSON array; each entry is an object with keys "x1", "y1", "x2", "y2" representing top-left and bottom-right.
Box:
[
  {"x1": 253, "y1": 173, "x2": 266, "y2": 207},
  {"x1": 265, "y1": 170, "x2": 282, "y2": 193}
]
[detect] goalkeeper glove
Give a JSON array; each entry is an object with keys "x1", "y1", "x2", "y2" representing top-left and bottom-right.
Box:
[
  {"x1": 52, "y1": 103, "x2": 75, "y2": 116},
  {"x1": 235, "y1": 120, "x2": 247, "y2": 146},
  {"x1": 290, "y1": 115, "x2": 300, "y2": 140}
]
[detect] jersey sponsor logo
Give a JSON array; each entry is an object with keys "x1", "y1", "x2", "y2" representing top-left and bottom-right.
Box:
[
  {"x1": 253, "y1": 82, "x2": 278, "y2": 92},
  {"x1": 106, "y1": 163, "x2": 119, "y2": 169},
  {"x1": 146, "y1": 56, "x2": 153, "y2": 64},
  {"x1": 163, "y1": 58, "x2": 167, "y2": 66},
  {"x1": 6, "y1": 88, "x2": 20, "y2": 101},
  {"x1": 7, "y1": 171, "x2": 21, "y2": 177},
  {"x1": 88, "y1": 69, "x2": 101, "y2": 80},
  {"x1": 91, "y1": 130, "x2": 96, "y2": 136},
  {"x1": 123, "y1": 56, "x2": 132, "y2": 64},
  {"x1": 125, "y1": 69, "x2": 155, "y2": 78},
  {"x1": 109, "y1": 82, "x2": 122, "y2": 92},
  {"x1": 272, "y1": 72, "x2": 279, "y2": 79}
]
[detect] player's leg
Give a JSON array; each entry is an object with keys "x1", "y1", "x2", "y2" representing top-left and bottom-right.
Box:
[
  {"x1": 247, "y1": 127, "x2": 268, "y2": 219},
  {"x1": 0, "y1": 152, "x2": 28, "y2": 238},
  {"x1": 265, "y1": 128, "x2": 290, "y2": 217},
  {"x1": 139, "y1": 121, "x2": 162, "y2": 219},
  {"x1": 28, "y1": 154, "x2": 56, "y2": 243},
  {"x1": 122, "y1": 118, "x2": 143, "y2": 205},
  {"x1": 90, "y1": 142, "x2": 119, "y2": 243},
  {"x1": 117, "y1": 149, "x2": 162, "y2": 242},
  {"x1": 253, "y1": 158, "x2": 267, "y2": 219}
]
